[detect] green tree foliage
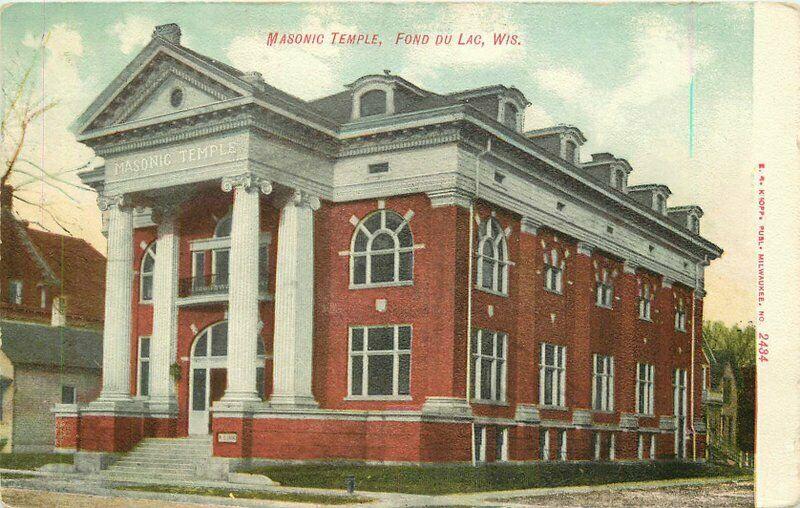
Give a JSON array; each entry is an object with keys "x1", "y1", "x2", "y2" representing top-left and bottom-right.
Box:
[{"x1": 703, "y1": 321, "x2": 755, "y2": 377}]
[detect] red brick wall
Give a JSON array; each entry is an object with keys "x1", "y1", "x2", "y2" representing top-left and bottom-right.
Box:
[{"x1": 97, "y1": 191, "x2": 709, "y2": 462}]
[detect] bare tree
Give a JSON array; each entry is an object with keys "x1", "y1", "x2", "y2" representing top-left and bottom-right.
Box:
[{"x1": 1, "y1": 33, "x2": 93, "y2": 237}]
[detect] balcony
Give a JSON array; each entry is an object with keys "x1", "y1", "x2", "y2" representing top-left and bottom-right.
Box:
[
  {"x1": 702, "y1": 388, "x2": 724, "y2": 406},
  {"x1": 177, "y1": 274, "x2": 271, "y2": 306}
]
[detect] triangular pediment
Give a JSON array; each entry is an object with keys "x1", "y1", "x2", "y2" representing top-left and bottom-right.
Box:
[{"x1": 75, "y1": 40, "x2": 248, "y2": 135}]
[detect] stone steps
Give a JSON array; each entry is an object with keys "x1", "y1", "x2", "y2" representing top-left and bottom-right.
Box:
[{"x1": 102, "y1": 436, "x2": 212, "y2": 482}]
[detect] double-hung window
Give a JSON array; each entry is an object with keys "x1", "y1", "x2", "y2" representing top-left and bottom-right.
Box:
[
  {"x1": 543, "y1": 249, "x2": 564, "y2": 293},
  {"x1": 638, "y1": 282, "x2": 653, "y2": 320},
  {"x1": 540, "y1": 429, "x2": 550, "y2": 461},
  {"x1": 595, "y1": 269, "x2": 613, "y2": 308},
  {"x1": 8, "y1": 279, "x2": 22, "y2": 305},
  {"x1": 674, "y1": 298, "x2": 687, "y2": 331},
  {"x1": 592, "y1": 354, "x2": 614, "y2": 411},
  {"x1": 470, "y1": 330, "x2": 507, "y2": 402},
  {"x1": 61, "y1": 385, "x2": 77, "y2": 404},
  {"x1": 476, "y1": 218, "x2": 510, "y2": 295},
  {"x1": 636, "y1": 363, "x2": 655, "y2": 415},
  {"x1": 349, "y1": 325, "x2": 411, "y2": 398},
  {"x1": 138, "y1": 337, "x2": 151, "y2": 397},
  {"x1": 539, "y1": 343, "x2": 566, "y2": 407}
]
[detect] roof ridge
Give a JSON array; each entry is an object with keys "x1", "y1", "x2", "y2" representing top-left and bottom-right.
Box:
[{"x1": 8, "y1": 215, "x2": 60, "y2": 286}]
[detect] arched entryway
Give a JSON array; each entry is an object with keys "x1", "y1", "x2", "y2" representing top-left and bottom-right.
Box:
[{"x1": 188, "y1": 321, "x2": 266, "y2": 435}]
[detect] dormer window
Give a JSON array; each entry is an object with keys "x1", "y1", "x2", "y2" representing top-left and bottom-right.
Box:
[
  {"x1": 654, "y1": 194, "x2": 666, "y2": 214},
  {"x1": 611, "y1": 168, "x2": 626, "y2": 190},
  {"x1": 689, "y1": 214, "x2": 700, "y2": 233},
  {"x1": 564, "y1": 140, "x2": 577, "y2": 163},
  {"x1": 502, "y1": 103, "x2": 518, "y2": 130},
  {"x1": 359, "y1": 89, "x2": 387, "y2": 117}
]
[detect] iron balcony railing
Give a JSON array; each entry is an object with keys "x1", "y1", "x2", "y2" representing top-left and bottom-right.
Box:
[{"x1": 179, "y1": 274, "x2": 269, "y2": 298}]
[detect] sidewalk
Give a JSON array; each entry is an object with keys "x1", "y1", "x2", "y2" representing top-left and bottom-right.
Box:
[{"x1": 0, "y1": 468, "x2": 753, "y2": 507}]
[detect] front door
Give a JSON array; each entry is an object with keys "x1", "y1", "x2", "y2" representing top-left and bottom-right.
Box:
[{"x1": 187, "y1": 321, "x2": 266, "y2": 435}]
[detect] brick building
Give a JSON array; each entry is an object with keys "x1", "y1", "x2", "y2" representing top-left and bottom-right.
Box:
[
  {"x1": 56, "y1": 24, "x2": 721, "y2": 470},
  {"x1": 0, "y1": 186, "x2": 105, "y2": 451}
]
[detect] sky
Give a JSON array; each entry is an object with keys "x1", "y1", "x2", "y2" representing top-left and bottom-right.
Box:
[{"x1": 1, "y1": 2, "x2": 754, "y2": 326}]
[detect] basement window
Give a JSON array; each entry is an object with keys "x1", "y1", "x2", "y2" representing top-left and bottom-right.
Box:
[
  {"x1": 61, "y1": 385, "x2": 76, "y2": 404},
  {"x1": 368, "y1": 162, "x2": 389, "y2": 174}
]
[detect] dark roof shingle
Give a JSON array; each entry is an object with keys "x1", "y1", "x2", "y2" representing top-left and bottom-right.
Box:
[{"x1": 0, "y1": 320, "x2": 102, "y2": 369}]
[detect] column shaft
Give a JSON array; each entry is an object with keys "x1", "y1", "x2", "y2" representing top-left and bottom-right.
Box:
[
  {"x1": 99, "y1": 197, "x2": 134, "y2": 401},
  {"x1": 222, "y1": 182, "x2": 262, "y2": 402},
  {"x1": 270, "y1": 191, "x2": 319, "y2": 408},
  {"x1": 149, "y1": 211, "x2": 179, "y2": 411}
]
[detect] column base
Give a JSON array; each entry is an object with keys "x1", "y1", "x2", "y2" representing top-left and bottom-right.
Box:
[
  {"x1": 146, "y1": 397, "x2": 179, "y2": 417},
  {"x1": 268, "y1": 394, "x2": 319, "y2": 409},
  {"x1": 83, "y1": 398, "x2": 145, "y2": 416}
]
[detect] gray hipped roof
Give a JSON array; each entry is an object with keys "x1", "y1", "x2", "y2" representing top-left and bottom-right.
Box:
[{"x1": 0, "y1": 320, "x2": 102, "y2": 370}]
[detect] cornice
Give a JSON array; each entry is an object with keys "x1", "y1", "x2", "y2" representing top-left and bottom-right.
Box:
[{"x1": 338, "y1": 125, "x2": 462, "y2": 157}]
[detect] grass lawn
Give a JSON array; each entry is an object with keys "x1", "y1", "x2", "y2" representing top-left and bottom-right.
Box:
[
  {"x1": 242, "y1": 462, "x2": 751, "y2": 495},
  {"x1": 117, "y1": 485, "x2": 370, "y2": 505},
  {"x1": 0, "y1": 453, "x2": 73, "y2": 470}
]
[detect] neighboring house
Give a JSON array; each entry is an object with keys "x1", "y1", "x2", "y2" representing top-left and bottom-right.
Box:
[
  {"x1": 0, "y1": 321, "x2": 102, "y2": 452},
  {"x1": 702, "y1": 344, "x2": 739, "y2": 456},
  {"x1": 0, "y1": 185, "x2": 105, "y2": 452},
  {"x1": 58, "y1": 23, "x2": 722, "y2": 465}
]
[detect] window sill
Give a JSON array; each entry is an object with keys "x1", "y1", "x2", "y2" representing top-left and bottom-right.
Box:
[
  {"x1": 675, "y1": 328, "x2": 687, "y2": 333},
  {"x1": 635, "y1": 413, "x2": 655, "y2": 418},
  {"x1": 538, "y1": 404, "x2": 568, "y2": 411},
  {"x1": 543, "y1": 288, "x2": 563, "y2": 296},
  {"x1": 139, "y1": 300, "x2": 153, "y2": 305},
  {"x1": 475, "y1": 285, "x2": 508, "y2": 298},
  {"x1": 638, "y1": 317, "x2": 653, "y2": 323},
  {"x1": 470, "y1": 399, "x2": 509, "y2": 406},
  {"x1": 344, "y1": 395, "x2": 412, "y2": 402},
  {"x1": 592, "y1": 409, "x2": 615, "y2": 414},
  {"x1": 596, "y1": 303, "x2": 613, "y2": 310},
  {"x1": 350, "y1": 280, "x2": 413, "y2": 290}
]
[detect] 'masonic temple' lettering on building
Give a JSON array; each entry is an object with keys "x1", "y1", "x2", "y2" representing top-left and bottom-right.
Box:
[
  {"x1": 56, "y1": 24, "x2": 721, "y2": 475},
  {"x1": 110, "y1": 140, "x2": 242, "y2": 178}
]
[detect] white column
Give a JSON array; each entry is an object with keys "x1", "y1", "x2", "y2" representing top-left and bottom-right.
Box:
[
  {"x1": 148, "y1": 204, "x2": 180, "y2": 413},
  {"x1": 220, "y1": 174, "x2": 272, "y2": 403},
  {"x1": 96, "y1": 194, "x2": 134, "y2": 402},
  {"x1": 270, "y1": 190, "x2": 320, "y2": 408}
]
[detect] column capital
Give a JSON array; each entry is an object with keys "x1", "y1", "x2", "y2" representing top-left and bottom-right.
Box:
[
  {"x1": 97, "y1": 193, "x2": 130, "y2": 212},
  {"x1": 576, "y1": 241, "x2": 595, "y2": 257},
  {"x1": 288, "y1": 189, "x2": 321, "y2": 211},
  {"x1": 221, "y1": 174, "x2": 273, "y2": 195},
  {"x1": 662, "y1": 276, "x2": 675, "y2": 289}
]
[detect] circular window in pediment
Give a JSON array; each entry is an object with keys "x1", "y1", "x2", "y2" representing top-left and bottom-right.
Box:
[{"x1": 170, "y1": 88, "x2": 184, "y2": 108}]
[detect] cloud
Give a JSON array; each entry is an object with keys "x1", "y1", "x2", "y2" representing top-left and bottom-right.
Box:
[
  {"x1": 226, "y1": 11, "x2": 357, "y2": 99},
  {"x1": 399, "y1": 4, "x2": 526, "y2": 86},
  {"x1": 9, "y1": 24, "x2": 101, "y2": 247},
  {"x1": 524, "y1": 104, "x2": 555, "y2": 131},
  {"x1": 107, "y1": 15, "x2": 156, "y2": 55}
]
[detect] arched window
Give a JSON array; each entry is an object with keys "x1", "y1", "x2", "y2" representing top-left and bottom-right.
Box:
[
  {"x1": 360, "y1": 89, "x2": 387, "y2": 117},
  {"x1": 476, "y1": 218, "x2": 509, "y2": 294},
  {"x1": 674, "y1": 298, "x2": 687, "y2": 331},
  {"x1": 214, "y1": 216, "x2": 232, "y2": 238},
  {"x1": 351, "y1": 209, "x2": 413, "y2": 286},
  {"x1": 543, "y1": 248, "x2": 565, "y2": 293},
  {"x1": 595, "y1": 268, "x2": 613, "y2": 308},
  {"x1": 638, "y1": 281, "x2": 654, "y2": 320},
  {"x1": 140, "y1": 243, "x2": 156, "y2": 302},
  {"x1": 502, "y1": 103, "x2": 518, "y2": 130}
]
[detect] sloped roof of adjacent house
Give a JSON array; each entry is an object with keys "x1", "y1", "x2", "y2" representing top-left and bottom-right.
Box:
[
  {"x1": 1, "y1": 199, "x2": 106, "y2": 324},
  {"x1": 0, "y1": 320, "x2": 102, "y2": 370}
]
